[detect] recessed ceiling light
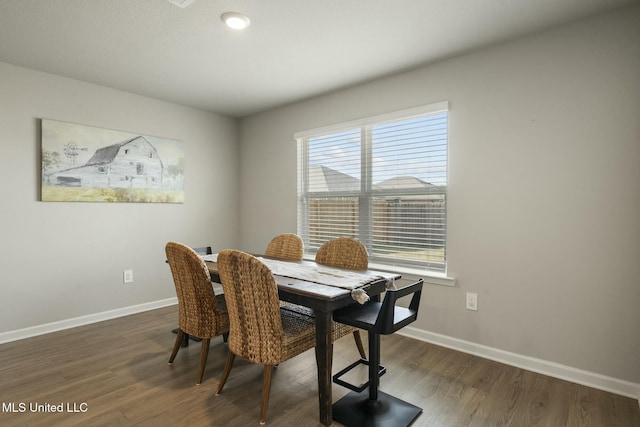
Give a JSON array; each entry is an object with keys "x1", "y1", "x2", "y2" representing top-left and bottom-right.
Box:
[{"x1": 221, "y1": 12, "x2": 251, "y2": 30}]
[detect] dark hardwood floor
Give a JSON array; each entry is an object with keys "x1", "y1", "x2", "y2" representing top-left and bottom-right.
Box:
[{"x1": 0, "y1": 306, "x2": 638, "y2": 426}]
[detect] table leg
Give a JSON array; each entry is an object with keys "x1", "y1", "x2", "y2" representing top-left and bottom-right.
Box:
[{"x1": 314, "y1": 309, "x2": 333, "y2": 426}]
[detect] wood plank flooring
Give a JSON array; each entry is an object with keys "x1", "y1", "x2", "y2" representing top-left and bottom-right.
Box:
[{"x1": 0, "y1": 306, "x2": 638, "y2": 426}]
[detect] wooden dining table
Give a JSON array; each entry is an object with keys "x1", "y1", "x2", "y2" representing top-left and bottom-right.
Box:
[{"x1": 204, "y1": 256, "x2": 399, "y2": 426}]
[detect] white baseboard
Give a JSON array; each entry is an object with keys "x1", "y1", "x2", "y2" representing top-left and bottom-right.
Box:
[
  {"x1": 398, "y1": 326, "x2": 640, "y2": 401},
  {"x1": 0, "y1": 297, "x2": 178, "y2": 345}
]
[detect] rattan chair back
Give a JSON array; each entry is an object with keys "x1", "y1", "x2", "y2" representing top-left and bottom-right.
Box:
[
  {"x1": 313, "y1": 237, "x2": 369, "y2": 359},
  {"x1": 165, "y1": 241, "x2": 228, "y2": 338},
  {"x1": 265, "y1": 233, "x2": 304, "y2": 261},
  {"x1": 315, "y1": 237, "x2": 368, "y2": 270},
  {"x1": 216, "y1": 249, "x2": 317, "y2": 423},
  {"x1": 217, "y1": 249, "x2": 286, "y2": 365}
]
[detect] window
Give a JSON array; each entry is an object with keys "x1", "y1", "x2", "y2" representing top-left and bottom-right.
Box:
[{"x1": 296, "y1": 102, "x2": 448, "y2": 274}]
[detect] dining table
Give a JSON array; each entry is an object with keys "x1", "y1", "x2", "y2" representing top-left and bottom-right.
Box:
[{"x1": 203, "y1": 254, "x2": 399, "y2": 426}]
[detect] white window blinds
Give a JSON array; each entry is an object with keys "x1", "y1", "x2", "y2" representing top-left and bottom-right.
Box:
[{"x1": 297, "y1": 102, "x2": 448, "y2": 273}]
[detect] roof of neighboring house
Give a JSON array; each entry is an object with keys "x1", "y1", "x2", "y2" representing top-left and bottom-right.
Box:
[
  {"x1": 308, "y1": 166, "x2": 436, "y2": 192},
  {"x1": 309, "y1": 165, "x2": 360, "y2": 192},
  {"x1": 373, "y1": 176, "x2": 436, "y2": 190}
]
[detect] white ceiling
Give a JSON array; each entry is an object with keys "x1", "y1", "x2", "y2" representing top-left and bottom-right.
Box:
[{"x1": 0, "y1": 0, "x2": 635, "y2": 117}]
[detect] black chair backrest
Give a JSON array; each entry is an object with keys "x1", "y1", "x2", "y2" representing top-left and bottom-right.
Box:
[
  {"x1": 192, "y1": 246, "x2": 213, "y2": 255},
  {"x1": 375, "y1": 279, "x2": 423, "y2": 335}
]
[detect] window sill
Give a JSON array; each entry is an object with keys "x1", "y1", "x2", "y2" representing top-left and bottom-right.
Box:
[{"x1": 366, "y1": 262, "x2": 456, "y2": 287}]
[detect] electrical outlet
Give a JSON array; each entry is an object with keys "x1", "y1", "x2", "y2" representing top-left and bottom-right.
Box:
[
  {"x1": 123, "y1": 269, "x2": 134, "y2": 284},
  {"x1": 466, "y1": 292, "x2": 478, "y2": 311}
]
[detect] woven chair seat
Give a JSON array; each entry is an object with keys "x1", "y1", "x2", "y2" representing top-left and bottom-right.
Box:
[
  {"x1": 213, "y1": 293, "x2": 229, "y2": 327},
  {"x1": 279, "y1": 309, "x2": 317, "y2": 360},
  {"x1": 281, "y1": 302, "x2": 359, "y2": 342},
  {"x1": 180, "y1": 293, "x2": 229, "y2": 337},
  {"x1": 215, "y1": 293, "x2": 228, "y2": 313}
]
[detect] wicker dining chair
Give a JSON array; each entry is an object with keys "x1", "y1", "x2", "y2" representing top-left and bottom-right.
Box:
[
  {"x1": 165, "y1": 242, "x2": 229, "y2": 385},
  {"x1": 215, "y1": 249, "x2": 318, "y2": 425},
  {"x1": 315, "y1": 237, "x2": 369, "y2": 270},
  {"x1": 264, "y1": 233, "x2": 304, "y2": 261},
  {"x1": 264, "y1": 234, "x2": 368, "y2": 359},
  {"x1": 171, "y1": 244, "x2": 213, "y2": 347},
  {"x1": 315, "y1": 237, "x2": 369, "y2": 359},
  {"x1": 265, "y1": 233, "x2": 308, "y2": 311}
]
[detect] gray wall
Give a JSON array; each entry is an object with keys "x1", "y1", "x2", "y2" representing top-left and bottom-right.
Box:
[
  {"x1": 238, "y1": 5, "x2": 640, "y2": 385},
  {"x1": 0, "y1": 62, "x2": 240, "y2": 333}
]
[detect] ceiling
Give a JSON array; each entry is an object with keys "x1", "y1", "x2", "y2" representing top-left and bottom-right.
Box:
[{"x1": 0, "y1": 0, "x2": 635, "y2": 118}]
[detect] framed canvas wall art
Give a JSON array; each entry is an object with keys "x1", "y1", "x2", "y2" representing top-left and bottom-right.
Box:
[{"x1": 41, "y1": 119, "x2": 184, "y2": 203}]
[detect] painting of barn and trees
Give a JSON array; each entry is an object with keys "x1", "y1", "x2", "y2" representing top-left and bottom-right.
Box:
[{"x1": 41, "y1": 119, "x2": 184, "y2": 203}]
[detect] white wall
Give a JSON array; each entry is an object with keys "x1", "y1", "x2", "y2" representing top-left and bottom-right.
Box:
[
  {"x1": 0, "y1": 62, "x2": 240, "y2": 334},
  {"x1": 238, "y1": 4, "x2": 640, "y2": 389}
]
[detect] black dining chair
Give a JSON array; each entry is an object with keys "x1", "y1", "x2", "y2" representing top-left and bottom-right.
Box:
[
  {"x1": 192, "y1": 246, "x2": 213, "y2": 255},
  {"x1": 331, "y1": 279, "x2": 424, "y2": 427}
]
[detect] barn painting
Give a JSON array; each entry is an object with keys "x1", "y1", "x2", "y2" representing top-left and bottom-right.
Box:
[{"x1": 41, "y1": 119, "x2": 184, "y2": 203}]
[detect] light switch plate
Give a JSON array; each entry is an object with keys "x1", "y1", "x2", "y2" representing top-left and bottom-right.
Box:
[{"x1": 123, "y1": 269, "x2": 134, "y2": 284}]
